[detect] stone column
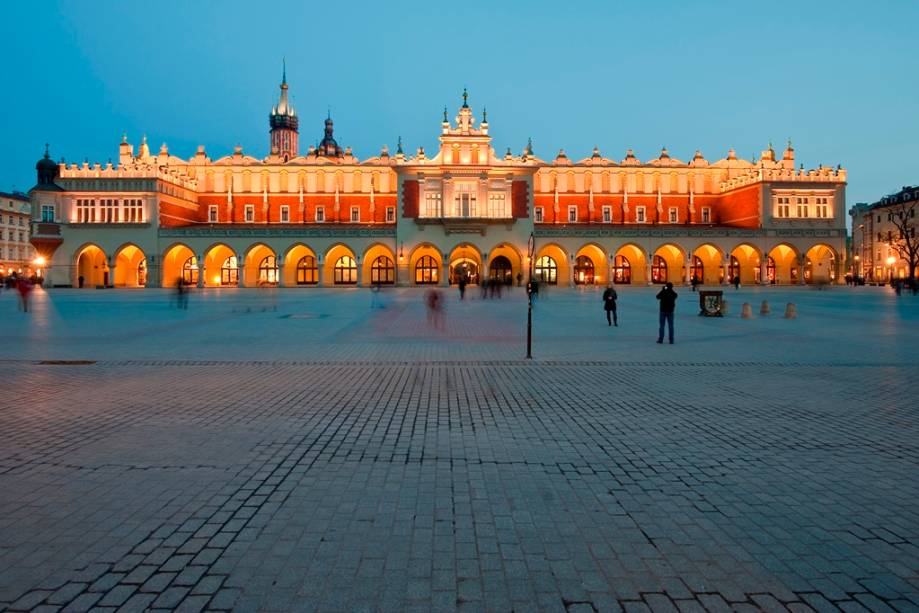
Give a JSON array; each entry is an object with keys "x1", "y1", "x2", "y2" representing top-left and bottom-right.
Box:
[
  {"x1": 236, "y1": 253, "x2": 246, "y2": 287},
  {"x1": 646, "y1": 256, "x2": 653, "y2": 286},
  {"x1": 722, "y1": 256, "x2": 731, "y2": 286},
  {"x1": 760, "y1": 252, "x2": 769, "y2": 285},
  {"x1": 107, "y1": 256, "x2": 116, "y2": 288},
  {"x1": 799, "y1": 256, "x2": 807, "y2": 285},
  {"x1": 196, "y1": 253, "x2": 205, "y2": 288},
  {"x1": 684, "y1": 255, "x2": 692, "y2": 286},
  {"x1": 441, "y1": 254, "x2": 449, "y2": 287},
  {"x1": 277, "y1": 257, "x2": 285, "y2": 288},
  {"x1": 317, "y1": 258, "x2": 324, "y2": 287},
  {"x1": 355, "y1": 257, "x2": 362, "y2": 287}
]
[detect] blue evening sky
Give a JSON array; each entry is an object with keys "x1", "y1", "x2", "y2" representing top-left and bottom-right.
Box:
[{"x1": 1, "y1": 1, "x2": 916, "y2": 211}]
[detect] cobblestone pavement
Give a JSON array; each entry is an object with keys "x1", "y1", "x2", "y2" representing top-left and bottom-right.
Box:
[{"x1": 1, "y1": 289, "x2": 918, "y2": 611}]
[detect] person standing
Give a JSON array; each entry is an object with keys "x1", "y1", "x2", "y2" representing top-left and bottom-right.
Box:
[
  {"x1": 733, "y1": 274, "x2": 741, "y2": 290},
  {"x1": 602, "y1": 284, "x2": 618, "y2": 327},
  {"x1": 656, "y1": 282, "x2": 677, "y2": 344}
]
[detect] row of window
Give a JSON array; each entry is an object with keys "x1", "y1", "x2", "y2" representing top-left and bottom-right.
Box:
[
  {"x1": 181, "y1": 255, "x2": 397, "y2": 285},
  {"x1": 419, "y1": 190, "x2": 509, "y2": 219},
  {"x1": 209, "y1": 204, "x2": 396, "y2": 223},
  {"x1": 73, "y1": 199, "x2": 145, "y2": 223},
  {"x1": 3, "y1": 215, "x2": 25, "y2": 226},
  {"x1": 530, "y1": 254, "x2": 779, "y2": 285},
  {"x1": 878, "y1": 228, "x2": 917, "y2": 241},
  {"x1": 533, "y1": 206, "x2": 712, "y2": 224},
  {"x1": 0, "y1": 246, "x2": 31, "y2": 260},
  {"x1": 775, "y1": 196, "x2": 831, "y2": 219},
  {"x1": 2, "y1": 230, "x2": 26, "y2": 242}
]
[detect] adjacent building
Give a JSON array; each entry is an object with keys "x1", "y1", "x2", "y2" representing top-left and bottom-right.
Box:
[
  {"x1": 1, "y1": 191, "x2": 35, "y2": 275},
  {"x1": 29, "y1": 73, "x2": 848, "y2": 289},
  {"x1": 849, "y1": 186, "x2": 919, "y2": 282}
]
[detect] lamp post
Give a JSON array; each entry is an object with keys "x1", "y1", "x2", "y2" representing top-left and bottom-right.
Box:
[
  {"x1": 886, "y1": 255, "x2": 897, "y2": 285},
  {"x1": 526, "y1": 232, "x2": 535, "y2": 359}
]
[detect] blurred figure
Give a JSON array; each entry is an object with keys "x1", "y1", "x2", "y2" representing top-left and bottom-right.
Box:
[
  {"x1": 16, "y1": 276, "x2": 34, "y2": 312},
  {"x1": 425, "y1": 288, "x2": 445, "y2": 331},
  {"x1": 370, "y1": 282, "x2": 383, "y2": 308},
  {"x1": 458, "y1": 276, "x2": 467, "y2": 301},
  {"x1": 176, "y1": 278, "x2": 189, "y2": 309}
]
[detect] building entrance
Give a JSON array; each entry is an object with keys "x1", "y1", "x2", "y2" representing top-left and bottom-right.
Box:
[{"x1": 451, "y1": 258, "x2": 479, "y2": 284}]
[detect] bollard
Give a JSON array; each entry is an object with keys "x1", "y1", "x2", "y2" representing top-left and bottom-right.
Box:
[
  {"x1": 784, "y1": 302, "x2": 797, "y2": 319},
  {"x1": 741, "y1": 302, "x2": 753, "y2": 318},
  {"x1": 760, "y1": 299, "x2": 770, "y2": 315},
  {"x1": 721, "y1": 299, "x2": 729, "y2": 316}
]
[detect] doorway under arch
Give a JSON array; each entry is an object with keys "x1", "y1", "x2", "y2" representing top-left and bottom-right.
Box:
[{"x1": 75, "y1": 244, "x2": 108, "y2": 288}]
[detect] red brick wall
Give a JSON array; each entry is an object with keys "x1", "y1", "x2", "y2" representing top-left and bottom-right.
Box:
[
  {"x1": 512, "y1": 181, "x2": 529, "y2": 218},
  {"x1": 402, "y1": 180, "x2": 419, "y2": 218},
  {"x1": 718, "y1": 185, "x2": 761, "y2": 228}
]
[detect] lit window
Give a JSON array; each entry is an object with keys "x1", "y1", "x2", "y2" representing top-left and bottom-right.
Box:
[
  {"x1": 208, "y1": 205, "x2": 218, "y2": 223},
  {"x1": 280, "y1": 205, "x2": 290, "y2": 223},
  {"x1": 245, "y1": 205, "x2": 254, "y2": 222},
  {"x1": 487, "y1": 193, "x2": 508, "y2": 218},
  {"x1": 315, "y1": 206, "x2": 325, "y2": 222},
  {"x1": 296, "y1": 256, "x2": 318, "y2": 285},
  {"x1": 534, "y1": 255, "x2": 557, "y2": 284},
  {"x1": 636, "y1": 206, "x2": 646, "y2": 223},
  {"x1": 796, "y1": 197, "x2": 808, "y2": 217},
  {"x1": 568, "y1": 206, "x2": 577, "y2": 223},
  {"x1": 668, "y1": 207, "x2": 678, "y2": 223},
  {"x1": 41, "y1": 204, "x2": 54, "y2": 222},
  {"x1": 534, "y1": 207, "x2": 544, "y2": 222},
  {"x1": 776, "y1": 197, "x2": 790, "y2": 218},
  {"x1": 701, "y1": 207, "x2": 711, "y2": 223},
  {"x1": 350, "y1": 206, "x2": 360, "y2": 222},
  {"x1": 334, "y1": 255, "x2": 358, "y2": 284},
  {"x1": 258, "y1": 256, "x2": 279, "y2": 284},
  {"x1": 371, "y1": 256, "x2": 395, "y2": 284},
  {"x1": 424, "y1": 192, "x2": 443, "y2": 218},
  {"x1": 453, "y1": 184, "x2": 477, "y2": 217},
  {"x1": 386, "y1": 206, "x2": 395, "y2": 222},
  {"x1": 602, "y1": 206, "x2": 611, "y2": 223}
]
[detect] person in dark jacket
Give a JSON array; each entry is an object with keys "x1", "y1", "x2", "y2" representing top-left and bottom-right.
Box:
[
  {"x1": 602, "y1": 285, "x2": 618, "y2": 326},
  {"x1": 656, "y1": 282, "x2": 677, "y2": 344}
]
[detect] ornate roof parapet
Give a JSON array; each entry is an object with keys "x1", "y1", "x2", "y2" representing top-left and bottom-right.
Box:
[
  {"x1": 620, "y1": 149, "x2": 640, "y2": 166},
  {"x1": 719, "y1": 161, "x2": 846, "y2": 192}
]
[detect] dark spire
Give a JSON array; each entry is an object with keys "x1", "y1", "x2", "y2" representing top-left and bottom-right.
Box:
[
  {"x1": 282, "y1": 58, "x2": 287, "y2": 85},
  {"x1": 462, "y1": 87, "x2": 468, "y2": 108},
  {"x1": 396, "y1": 136, "x2": 403, "y2": 155},
  {"x1": 443, "y1": 106, "x2": 448, "y2": 123},
  {"x1": 482, "y1": 107, "x2": 487, "y2": 123}
]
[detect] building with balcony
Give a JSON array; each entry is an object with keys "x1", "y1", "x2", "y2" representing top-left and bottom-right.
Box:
[
  {"x1": 849, "y1": 186, "x2": 919, "y2": 283},
  {"x1": 29, "y1": 72, "x2": 848, "y2": 289},
  {"x1": 1, "y1": 190, "x2": 35, "y2": 276}
]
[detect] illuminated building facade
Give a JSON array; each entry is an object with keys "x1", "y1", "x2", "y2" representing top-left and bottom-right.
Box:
[
  {"x1": 849, "y1": 186, "x2": 919, "y2": 282},
  {"x1": 29, "y1": 74, "x2": 848, "y2": 289},
  {"x1": 1, "y1": 190, "x2": 35, "y2": 275}
]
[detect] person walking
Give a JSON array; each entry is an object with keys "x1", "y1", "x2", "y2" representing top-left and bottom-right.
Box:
[
  {"x1": 656, "y1": 281, "x2": 677, "y2": 344},
  {"x1": 458, "y1": 276, "x2": 467, "y2": 301},
  {"x1": 602, "y1": 284, "x2": 618, "y2": 327},
  {"x1": 733, "y1": 274, "x2": 741, "y2": 290}
]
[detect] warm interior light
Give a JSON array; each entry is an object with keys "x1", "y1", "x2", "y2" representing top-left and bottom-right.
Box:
[
  {"x1": 886, "y1": 256, "x2": 896, "y2": 266},
  {"x1": 213, "y1": 276, "x2": 221, "y2": 285}
]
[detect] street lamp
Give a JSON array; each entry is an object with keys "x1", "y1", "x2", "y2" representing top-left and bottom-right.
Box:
[
  {"x1": 886, "y1": 255, "x2": 897, "y2": 284},
  {"x1": 526, "y1": 232, "x2": 535, "y2": 359}
]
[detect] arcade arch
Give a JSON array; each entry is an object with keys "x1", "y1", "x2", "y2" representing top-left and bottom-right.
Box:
[
  {"x1": 690, "y1": 244, "x2": 724, "y2": 286},
  {"x1": 804, "y1": 244, "x2": 838, "y2": 284},
  {"x1": 612, "y1": 244, "x2": 646, "y2": 285},
  {"x1": 651, "y1": 243, "x2": 685, "y2": 285},
  {"x1": 161, "y1": 243, "x2": 195, "y2": 288},
  {"x1": 409, "y1": 244, "x2": 442, "y2": 285},
  {"x1": 486, "y1": 243, "x2": 523, "y2": 285},
  {"x1": 203, "y1": 243, "x2": 237, "y2": 287},
  {"x1": 767, "y1": 243, "x2": 800, "y2": 285},
  {"x1": 324, "y1": 244, "x2": 358, "y2": 286},
  {"x1": 574, "y1": 244, "x2": 605, "y2": 285},
  {"x1": 729, "y1": 243, "x2": 763, "y2": 285},
  {"x1": 243, "y1": 244, "x2": 278, "y2": 286},
  {"x1": 283, "y1": 244, "x2": 319, "y2": 286},
  {"x1": 112, "y1": 244, "x2": 146, "y2": 288},
  {"x1": 447, "y1": 244, "x2": 482, "y2": 285},
  {"x1": 533, "y1": 244, "x2": 569, "y2": 285},
  {"x1": 75, "y1": 244, "x2": 108, "y2": 288},
  {"x1": 362, "y1": 243, "x2": 397, "y2": 285}
]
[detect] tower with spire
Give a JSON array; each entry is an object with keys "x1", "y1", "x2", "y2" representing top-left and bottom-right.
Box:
[
  {"x1": 317, "y1": 111, "x2": 343, "y2": 158},
  {"x1": 269, "y1": 60, "x2": 299, "y2": 161}
]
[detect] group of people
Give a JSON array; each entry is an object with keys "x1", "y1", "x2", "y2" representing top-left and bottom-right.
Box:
[
  {"x1": 690, "y1": 275, "x2": 741, "y2": 292},
  {"x1": 601, "y1": 282, "x2": 679, "y2": 344},
  {"x1": 2, "y1": 272, "x2": 37, "y2": 312}
]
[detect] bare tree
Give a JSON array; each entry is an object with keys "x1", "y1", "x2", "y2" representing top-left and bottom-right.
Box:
[{"x1": 884, "y1": 197, "x2": 919, "y2": 286}]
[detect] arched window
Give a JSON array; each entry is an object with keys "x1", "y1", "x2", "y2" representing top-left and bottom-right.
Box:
[
  {"x1": 258, "y1": 256, "x2": 279, "y2": 285},
  {"x1": 534, "y1": 255, "x2": 557, "y2": 285},
  {"x1": 296, "y1": 255, "x2": 318, "y2": 285},
  {"x1": 690, "y1": 255, "x2": 704, "y2": 283},
  {"x1": 489, "y1": 255, "x2": 512, "y2": 282},
  {"x1": 182, "y1": 256, "x2": 199, "y2": 285},
  {"x1": 137, "y1": 258, "x2": 147, "y2": 287},
  {"x1": 613, "y1": 255, "x2": 631, "y2": 284},
  {"x1": 334, "y1": 255, "x2": 357, "y2": 284},
  {"x1": 221, "y1": 256, "x2": 238, "y2": 285},
  {"x1": 728, "y1": 255, "x2": 740, "y2": 283},
  {"x1": 414, "y1": 255, "x2": 439, "y2": 285},
  {"x1": 371, "y1": 255, "x2": 395, "y2": 284},
  {"x1": 651, "y1": 255, "x2": 668, "y2": 284},
  {"x1": 766, "y1": 256, "x2": 776, "y2": 283},
  {"x1": 574, "y1": 256, "x2": 595, "y2": 285}
]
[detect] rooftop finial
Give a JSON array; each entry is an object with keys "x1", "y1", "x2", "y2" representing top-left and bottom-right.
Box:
[
  {"x1": 786, "y1": 137, "x2": 793, "y2": 150},
  {"x1": 396, "y1": 135, "x2": 403, "y2": 155},
  {"x1": 482, "y1": 107, "x2": 487, "y2": 123},
  {"x1": 462, "y1": 86, "x2": 468, "y2": 108},
  {"x1": 282, "y1": 57, "x2": 287, "y2": 85},
  {"x1": 443, "y1": 106, "x2": 448, "y2": 123},
  {"x1": 44, "y1": 142, "x2": 50, "y2": 158},
  {"x1": 121, "y1": 132, "x2": 127, "y2": 144}
]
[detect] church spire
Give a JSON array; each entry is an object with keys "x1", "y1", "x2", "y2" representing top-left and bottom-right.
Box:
[{"x1": 269, "y1": 61, "x2": 299, "y2": 160}]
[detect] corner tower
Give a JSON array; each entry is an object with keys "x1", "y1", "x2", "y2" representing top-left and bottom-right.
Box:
[{"x1": 269, "y1": 61, "x2": 299, "y2": 161}]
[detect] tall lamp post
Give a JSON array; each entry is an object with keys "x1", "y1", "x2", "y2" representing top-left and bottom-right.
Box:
[
  {"x1": 886, "y1": 255, "x2": 897, "y2": 284},
  {"x1": 526, "y1": 232, "x2": 535, "y2": 359}
]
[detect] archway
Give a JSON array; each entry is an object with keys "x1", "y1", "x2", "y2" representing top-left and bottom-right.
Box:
[
  {"x1": 804, "y1": 244, "x2": 837, "y2": 284},
  {"x1": 652, "y1": 244, "x2": 685, "y2": 284},
  {"x1": 691, "y1": 244, "x2": 724, "y2": 286},
  {"x1": 203, "y1": 243, "x2": 237, "y2": 287},
  {"x1": 324, "y1": 244, "x2": 358, "y2": 285},
  {"x1": 767, "y1": 244, "x2": 800, "y2": 285},
  {"x1": 612, "y1": 244, "x2": 646, "y2": 285},
  {"x1": 362, "y1": 244, "x2": 397, "y2": 285},
  {"x1": 533, "y1": 244, "x2": 569, "y2": 285},
  {"x1": 448, "y1": 244, "x2": 482, "y2": 285},
  {"x1": 409, "y1": 244, "x2": 442, "y2": 286},
  {"x1": 730, "y1": 244, "x2": 762, "y2": 285},
  {"x1": 283, "y1": 244, "x2": 319, "y2": 286},
  {"x1": 113, "y1": 244, "x2": 146, "y2": 288},
  {"x1": 243, "y1": 244, "x2": 278, "y2": 286},
  {"x1": 574, "y1": 244, "x2": 605, "y2": 285},
  {"x1": 487, "y1": 243, "x2": 523, "y2": 285},
  {"x1": 161, "y1": 243, "x2": 194, "y2": 288},
  {"x1": 75, "y1": 244, "x2": 108, "y2": 288}
]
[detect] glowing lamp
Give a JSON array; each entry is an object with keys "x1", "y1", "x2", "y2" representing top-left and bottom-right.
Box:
[
  {"x1": 213, "y1": 276, "x2": 221, "y2": 285},
  {"x1": 886, "y1": 256, "x2": 897, "y2": 266},
  {"x1": 34, "y1": 256, "x2": 46, "y2": 267}
]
